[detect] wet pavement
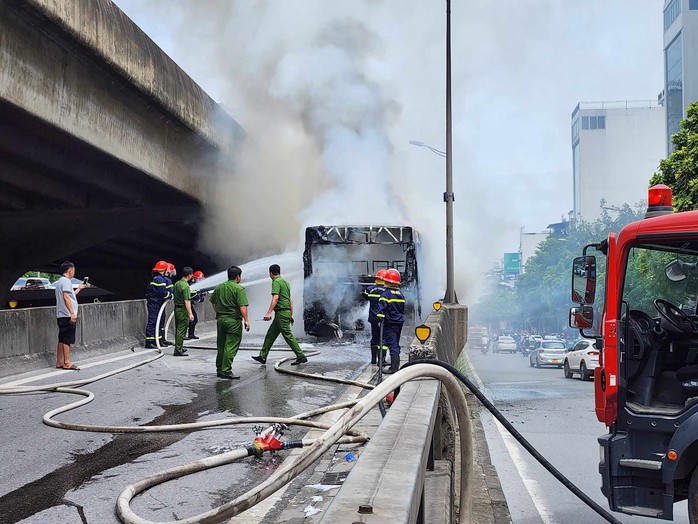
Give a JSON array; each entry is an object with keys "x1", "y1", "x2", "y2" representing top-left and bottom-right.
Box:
[
  {"x1": 0, "y1": 329, "x2": 377, "y2": 524},
  {"x1": 467, "y1": 346, "x2": 690, "y2": 524}
]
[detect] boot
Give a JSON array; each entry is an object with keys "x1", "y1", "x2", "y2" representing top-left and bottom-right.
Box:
[
  {"x1": 383, "y1": 354, "x2": 400, "y2": 374},
  {"x1": 370, "y1": 346, "x2": 378, "y2": 364}
]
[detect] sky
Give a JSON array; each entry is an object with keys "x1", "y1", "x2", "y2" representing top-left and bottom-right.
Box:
[{"x1": 112, "y1": 0, "x2": 664, "y2": 303}]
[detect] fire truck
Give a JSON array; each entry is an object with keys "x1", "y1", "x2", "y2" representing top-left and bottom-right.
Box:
[
  {"x1": 302, "y1": 225, "x2": 421, "y2": 339},
  {"x1": 570, "y1": 184, "x2": 698, "y2": 521}
]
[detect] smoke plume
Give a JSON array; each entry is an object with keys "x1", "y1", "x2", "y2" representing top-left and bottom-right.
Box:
[{"x1": 113, "y1": 0, "x2": 663, "y2": 304}]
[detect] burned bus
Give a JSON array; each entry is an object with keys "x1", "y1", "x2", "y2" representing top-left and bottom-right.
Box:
[{"x1": 302, "y1": 225, "x2": 421, "y2": 338}]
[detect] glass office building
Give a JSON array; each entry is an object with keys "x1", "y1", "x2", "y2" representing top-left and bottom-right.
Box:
[{"x1": 663, "y1": 0, "x2": 698, "y2": 152}]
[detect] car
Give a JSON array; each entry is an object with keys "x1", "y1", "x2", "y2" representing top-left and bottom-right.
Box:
[
  {"x1": 494, "y1": 335, "x2": 517, "y2": 353},
  {"x1": 10, "y1": 278, "x2": 27, "y2": 291},
  {"x1": 563, "y1": 339, "x2": 599, "y2": 381},
  {"x1": 529, "y1": 340, "x2": 567, "y2": 368},
  {"x1": 21, "y1": 277, "x2": 53, "y2": 290}
]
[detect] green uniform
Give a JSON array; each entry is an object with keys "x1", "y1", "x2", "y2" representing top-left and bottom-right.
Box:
[
  {"x1": 210, "y1": 280, "x2": 249, "y2": 374},
  {"x1": 173, "y1": 279, "x2": 191, "y2": 355},
  {"x1": 260, "y1": 276, "x2": 305, "y2": 359}
]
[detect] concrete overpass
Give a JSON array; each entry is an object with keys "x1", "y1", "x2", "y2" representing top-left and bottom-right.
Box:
[{"x1": 0, "y1": 0, "x2": 244, "y2": 307}]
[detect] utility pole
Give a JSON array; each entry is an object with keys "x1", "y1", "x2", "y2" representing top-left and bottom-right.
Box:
[{"x1": 444, "y1": 0, "x2": 457, "y2": 304}]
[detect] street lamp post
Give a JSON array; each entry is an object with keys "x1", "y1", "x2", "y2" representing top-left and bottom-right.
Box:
[
  {"x1": 444, "y1": 0, "x2": 456, "y2": 304},
  {"x1": 410, "y1": 0, "x2": 457, "y2": 304}
]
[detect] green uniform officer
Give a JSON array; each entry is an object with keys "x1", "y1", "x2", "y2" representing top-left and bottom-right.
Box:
[
  {"x1": 210, "y1": 265, "x2": 250, "y2": 379},
  {"x1": 252, "y1": 264, "x2": 307, "y2": 366},
  {"x1": 172, "y1": 267, "x2": 195, "y2": 357}
]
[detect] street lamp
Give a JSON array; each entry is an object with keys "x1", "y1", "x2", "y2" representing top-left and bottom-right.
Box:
[
  {"x1": 407, "y1": 0, "x2": 457, "y2": 304},
  {"x1": 409, "y1": 140, "x2": 446, "y2": 158}
]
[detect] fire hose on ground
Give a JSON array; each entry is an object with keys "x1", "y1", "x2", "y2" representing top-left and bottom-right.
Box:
[{"x1": 0, "y1": 298, "x2": 622, "y2": 524}]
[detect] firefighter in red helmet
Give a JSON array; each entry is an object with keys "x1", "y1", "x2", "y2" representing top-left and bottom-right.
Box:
[
  {"x1": 145, "y1": 260, "x2": 172, "y2": 349},
  {"x1": 362, "y1": 269, "x2": 388, "y2": 364},
  {"x1": 375, "y1": 268, "x2": 405, "y2": 374}
]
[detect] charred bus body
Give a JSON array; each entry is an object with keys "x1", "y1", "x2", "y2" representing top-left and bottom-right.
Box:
[{"x1": 303, "y1": 225, "x2": 421, "y2": 338}]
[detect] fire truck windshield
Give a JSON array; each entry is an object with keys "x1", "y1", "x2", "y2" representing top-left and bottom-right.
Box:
[{"x1": 622, "y1": 246, "x2": 698, "y2": 318}]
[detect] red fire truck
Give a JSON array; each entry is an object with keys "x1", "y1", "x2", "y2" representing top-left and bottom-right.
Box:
[{"x1": 570, "y1": 184, "x2": 698, "y2": 521}]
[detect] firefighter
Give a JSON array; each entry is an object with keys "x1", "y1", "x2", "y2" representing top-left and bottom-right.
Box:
[
  {"x1": 252, "y1": 264, "x2": 307, "y2": 366},
  {"x1": 376, "y1": 268, "x2": 405, "y2": 375},
  {"x1": 172, "y1": 267, "x2": 195, "y2": 357},
  {"x1": 210, "y1": 266, "x2": 250, "y2": 379},
  {"x1": 145, "y1": 260, "x2": 172, "y2": 349},
  {"x1": 187, "y1": 270, "x2": 206, "y2": 340},
  {"x1": 362, "y1": 269, "x2": 388, "y2": 364}
]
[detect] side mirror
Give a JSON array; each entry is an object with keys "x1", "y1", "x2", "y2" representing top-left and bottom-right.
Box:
[
  {"x1": 665, "y1": 259, "x2": 696, "y2": 282},
  {"x1": 572, "y1": 256, "x2": 596, "y2": 304},
  {"x1": 569, "y1": 306, "x2": 594, "y2": 329}
]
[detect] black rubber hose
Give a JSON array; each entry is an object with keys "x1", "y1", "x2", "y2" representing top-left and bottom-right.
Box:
[
  {"x1": 402, "y1": 358, "x2": 623, "y2": 524},
  {"x1": 376, "y1": 323, "x2": 387, "y2": 417}
]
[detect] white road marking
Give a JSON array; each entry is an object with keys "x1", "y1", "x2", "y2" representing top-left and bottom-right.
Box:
[
  {"x1": 465, "y1": 353, "x2": 555, "y2": 524},
  {"x1": 1, "y1": 349, "x2": 158, "y2": 387}
]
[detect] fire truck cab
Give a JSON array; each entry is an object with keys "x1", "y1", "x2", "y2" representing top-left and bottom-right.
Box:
[{"x1": 570, "y1": 185, "x2": 698, "y2": 521}]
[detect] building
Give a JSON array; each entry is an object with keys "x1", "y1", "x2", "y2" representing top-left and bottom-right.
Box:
[
  {"x1": 571, "y1": 101, "x2": 665, "y2": 222},
  {"x1": 519, "y1": 227, "x2": 549, "y2": 272},
  {"x1": 664, "y1": 0, "x2": 698, "y2": 152}
]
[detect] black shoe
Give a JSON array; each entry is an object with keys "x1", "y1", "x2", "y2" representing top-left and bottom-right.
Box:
[
  {"x1": 173, "y1": 352, "x2": 187, "y2": 357},
  {"x1": 145, "y1": 343, "x2": 156, "y2": 349},
  {"x1": 217, "y1": 372, "x2": 240, "y2": 379},
  {"x1": 162, "y1": 340, "x2": 172, "y2": 347},
  {"x1": 290, "y1": 356, "x2": 308, "y2": 366},
  {"x1": 181, "y1": 349, "x2": 188, "y2": 355},
  {"x1": 190, "y1": 334, "x2": 199, "y2": 340},
  {"x1": 252, "y1": 355, "x2": 267, "y2": 365},
  {"x1": 383, "y1": 355, "x2": 400, "y2": 375},
  {"x1": 370, "y1": 347, "x2": 378, "y2": 364}
]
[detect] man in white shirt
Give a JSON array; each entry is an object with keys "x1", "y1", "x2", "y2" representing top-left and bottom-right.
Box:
[{"x1": 55, "y1": 261, "x2": 86, "y2": 370}]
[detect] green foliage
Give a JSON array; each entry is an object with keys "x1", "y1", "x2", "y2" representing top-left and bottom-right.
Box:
[
  {"x1": 22, "y1": 272, "x2": 60, "y2": 282},
  {"x1": 651, "y1": 101, "x2": 698, "y2": 212}
]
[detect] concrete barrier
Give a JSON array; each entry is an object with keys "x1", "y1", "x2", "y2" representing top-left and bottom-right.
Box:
[
  {"x1": 0, "y1": 297, "x2": 212, "y2": 377},
  {"x1": 321, "y1": 303, "x2": 469, "y2": 523}
]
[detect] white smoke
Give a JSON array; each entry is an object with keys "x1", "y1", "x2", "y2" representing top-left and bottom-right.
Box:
[{"x1": 113, "y1": 0, "x2": 663, "y2": 306}]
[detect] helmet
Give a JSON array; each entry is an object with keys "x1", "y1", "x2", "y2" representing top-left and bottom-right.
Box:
[
  {"x1": 167, "y1": 263, "x2": 176, "y2": 276},
  {"x1": 383, "y1": 269, "x2": 401, "y2": 285},
  {"x1": 152, "y1": 260, "x2": 168, "y2": 272},
  {"x1": 376, "y1": 269, "x2": 388, "y2": 281},
  {"x1": 193, "y1": 271, "x2": 205, "y2": 279}
]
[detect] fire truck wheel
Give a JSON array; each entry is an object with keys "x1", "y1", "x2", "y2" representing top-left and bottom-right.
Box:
[
  {"x1": 580, "y1": 361, "x2": 591, "y2": 381},
  {"x1": 689, "y1": 466, "x2": 698, "y2": 524},
  {"x1": 563, "y1": 361, "x2": 573, "y2": 378}
]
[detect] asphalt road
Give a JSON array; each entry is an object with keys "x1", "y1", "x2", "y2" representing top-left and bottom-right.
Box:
[
  {"x1": 0, "y1": 332, "x2": 373, "y2": 524},
  {"x1": 468, "y1": 345, "x2": 690, "y2": 524}
]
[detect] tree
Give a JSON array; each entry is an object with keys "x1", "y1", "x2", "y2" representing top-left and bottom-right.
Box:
[
  {"x1": 470, "y1": 202, "x2": 645, "y2": 335},
  {"x1": 650, "y1": 101, "x2": 698, "y2": 212}
]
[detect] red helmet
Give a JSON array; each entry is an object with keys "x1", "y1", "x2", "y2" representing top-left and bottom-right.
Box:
[
  {"x1": 376, "y1": 269, "x2": 388, "y2": 281},
  {"x1": 383, "y1": 269, "x2": 401, "y2": 285},
  {"x1": 193, "y1": 271, "x2": 205, "y2": 279},
  {"x1": 167, "y1": 263, "x2": 176, "y2": 276},
  {"x1": 152, "y1": 260, "x2": 168, "y2": 272}
]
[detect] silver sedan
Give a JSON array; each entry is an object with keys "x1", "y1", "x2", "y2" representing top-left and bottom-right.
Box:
[
  {"x1": 529, "y1": 340, "x2": 567, "y2": 368},
  {"x1": 494, "y1": 335, "x2": 518, "y2": 354}
]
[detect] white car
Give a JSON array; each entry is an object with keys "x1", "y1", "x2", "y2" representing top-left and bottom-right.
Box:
[
  {"x1": 563, "y1": 339, "x2": 599, "y2": 381},
  {"x1": 494, "y1": 335, "x2": 517, "y2": 353},
  {"x1": 529, "y1": 340, "x2": 567, "y2": 368}
]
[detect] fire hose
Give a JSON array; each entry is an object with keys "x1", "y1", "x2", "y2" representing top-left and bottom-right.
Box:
[{"x1": 0, "y1": 297, "x2": 621, "y2": 524}]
